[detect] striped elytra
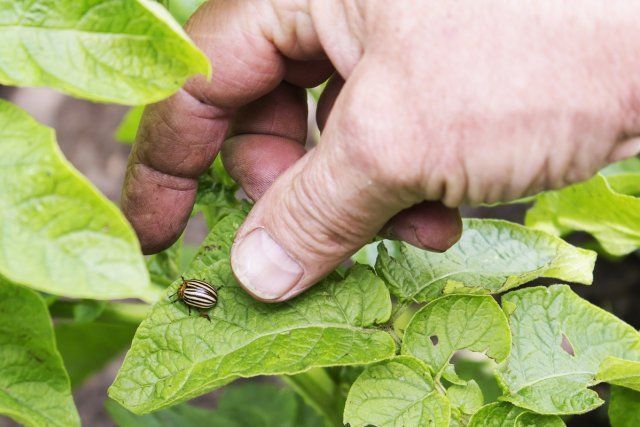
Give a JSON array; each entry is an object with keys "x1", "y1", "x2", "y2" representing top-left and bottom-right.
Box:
[{"x1": 170, "y1": 276, "x2": 218, "y2": 321}]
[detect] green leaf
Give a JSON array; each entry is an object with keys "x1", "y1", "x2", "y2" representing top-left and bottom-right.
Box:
[
  {"x1": 157, "y1": 0, "x2": 207, "y2": 24},
  {"x1": 526, "y1": 174, "x2": 640, "y2": 256},
  {"x1": 0, "y1": 0, "x2": 210, "y2": 105},
  {"x1": 194, "y1": 157, "x2": 245, "y2": 228},
  {"x1": 72, "y1": 300, "x2": 107, "y2": 323},
  {"x1": 609, "y1": 386, "x2": 640, "y2": 427},
  {"x1": 497, "y1": 285, "x2": 640, "y2": 414},
  {"x1": 452, "y1": 358, "x2": 503, "y2": 405},
  {"x1": 601, "y1": 157, "x2": 640, "y2": 195},
  {"x1": 0, "y1": 100, "x2": 155, "y2": 302},
  {"x1": 0, "y1": 279, "x2": 79, "y2": 427},
  {"x1": 115, "y1": 106, "x2": 145, "y2": 144},
  {"x1": 107, "y1": 382, "x2": 324, "y2": 427},
  {"x1": 109, "y1": 212, "x2": 395, "y2": 414},
  {"x1": 448, "y1": 380, "x2": 484, "y2": 415},
  {"x1": 596, "y1": 356, "x2": 640, "y2": 391},
  {"x1": 376, "y1": 219, "x2": 595, "y2": 301},
  {"x1": 55, "y1": 321, "x2": 138, "y2": 388},
  {"x1": 468, "y1": 402, "x2": 564, "y2": 427},
  {"x1": 402, "y1": 295, "x2": 511, "y2": 377},
  {"x1": 146, "y1": 237, "x2": 196, "y2": 288},
  {"x1": 343, "y1": 356, "x2": 450, "y2": 427},
  {"x1": 284, "y1": 368, "x2": 344, "y2": 427}
]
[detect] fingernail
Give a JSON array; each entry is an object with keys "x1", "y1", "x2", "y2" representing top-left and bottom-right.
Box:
[{"x1": 231, "y1": 228, "x2": 303, "y2": 301}]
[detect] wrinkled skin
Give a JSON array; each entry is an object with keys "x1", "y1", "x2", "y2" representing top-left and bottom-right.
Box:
[{"x1": 122, "y1": 0, "x2": 640, "y2": 302}]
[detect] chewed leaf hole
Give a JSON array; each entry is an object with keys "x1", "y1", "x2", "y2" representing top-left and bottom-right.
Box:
[
  {"x1": 430, "y1": 335, "x2": 439, "y2": 346},
  {"x1": 561, "y1": 333, "x2": 575, "y2": 356}
]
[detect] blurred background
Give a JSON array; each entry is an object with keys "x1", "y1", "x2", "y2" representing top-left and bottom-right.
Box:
[{"x1": 0, "y1": 86, "x2": 637, "y2": 426}]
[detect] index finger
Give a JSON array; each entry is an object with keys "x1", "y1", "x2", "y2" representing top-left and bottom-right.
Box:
[{"x1": 122, "y1": 0, "x2": 288, "y2": 253}]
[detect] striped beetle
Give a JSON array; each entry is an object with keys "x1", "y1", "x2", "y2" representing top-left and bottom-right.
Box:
[{"x1": 169, "y1": 276, "x2": 219, "y2": 321}]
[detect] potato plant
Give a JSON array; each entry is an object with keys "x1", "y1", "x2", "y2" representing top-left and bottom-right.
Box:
[{"x1": 0, "y1": 1, "x2": 639, "y2": 426}]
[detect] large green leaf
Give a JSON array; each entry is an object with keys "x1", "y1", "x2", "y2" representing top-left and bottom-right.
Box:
[
  {"x1": 107, "y1": 382, "x2": 324, "y2": 427},
  {"x1": 0, "y1": 279, "x2": 79, "y2": 427},
  {"x1": 525, "y1": 174, "x2": 640, "y2": 256},
  {"x1": 609, "y1": 386, "x2": 640, "y2": 427},
  {"x1": 343, "y1": 356, "x2": 450, "y2": 427},
  {"x1": 376, "y1": 219, "x2": 595, "y2": 301},
  {"x1": 109, "y1": 212, "x2": 395, "y2": 414},
  {"x1": 402, "y1": 295, "x2": 511, "y2": 377},
  {"x1": 596, "y1": 356, "x2": 640, "y2": 391},
  {"x1": 0, "y1": 100, "x2": 155, "y2": 301},
  {"x1": 497, "y1": 285, "x2": 640, "y2": 414},
  {"x1": 468, "y1": 402, "x2": 564, "y2": 427},
  {"x1": 0, "y1": 0, "x2": 209, "y2": 104}
]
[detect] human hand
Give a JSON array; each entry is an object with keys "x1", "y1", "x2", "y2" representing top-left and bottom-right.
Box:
[{"x1": 122, "y1": 0, "x2": 640, "y2": 302}]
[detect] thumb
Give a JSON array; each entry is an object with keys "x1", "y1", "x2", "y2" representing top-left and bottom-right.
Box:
[
  {"x1": 230, "y1": 70, "x2": 414, "y2": 301},
  {"x1": 230, "y1": 146, "x2": 403, "y2": 302}
]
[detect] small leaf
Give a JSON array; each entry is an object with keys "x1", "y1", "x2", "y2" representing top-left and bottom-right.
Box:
[
  {"x1": 109, "y1": 212, "x2": 395, "y2": 413},
  {"x1": 194, "y1": 157, "x2": 245, "y2": 228},
  {"x1": 497, "y1": 285, "x2": 640, "y2": 414},
  {"x1": 343, "y1": 356, "x2": 450, "y2": 427},
  {"x1": 0, "y1": 0, "x2": 210, "y2": 104},
  {"x1": 106, "y1": 382, "x2": 324, "y2": 427},
  {"x1": 56, "y1": 321, "x2": 138, "y2": 389},
  {"x1": 72, "y1": 300, "x2": 107, "y2": 323},
  {"x1": 158, "y1": 0, "x2": 207, "y2": 24},
  {"x1": 596, "y1": 356, "x2": 640, "y2": 391},
  {"x1": 448, "y1": 380, "x2": 484, "y2": 415},
  {"x1": 0, "y1": 279, "x2": 79, "y2": 427},
  {"x1": 376, "y1": 219, "x2": 595, "y2": 301},
  {"x1": 608, "y1": 386, "x2": 640, "y2": 427},
  {"x1": 0, "y1": 100, "x2": 155, "y2": 301},
  {"x1": 402, "y1": 295, "x2": 511, "y2": 377},
  {"x1": 526, "y1": 174, "x2": 640, "y2": 256},
  {"x1": 115, "y1": 106, "x2": 145, "y2": 144},
  {"x1": 453, "y1": 358, "x2": 503, "y2": 405},
  {"x1": 600, "y1": 157, "x2": 640, "y2": 195},
  {"x1": 468, "y1": 402, "x2": 564, "y2": 427}
]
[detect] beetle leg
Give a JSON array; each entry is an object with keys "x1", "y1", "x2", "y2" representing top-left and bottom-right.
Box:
[
  {"x1": 188, "y1": 306, "x2": 191, "y2": 316},
  {"x1": 199, "y1": 309, "x2": 211, "y2": 322}
]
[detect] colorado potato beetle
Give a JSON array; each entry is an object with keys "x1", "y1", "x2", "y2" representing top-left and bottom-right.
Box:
[{"x1": 169, "y1": 276, "x2": 218, "y2": 321}]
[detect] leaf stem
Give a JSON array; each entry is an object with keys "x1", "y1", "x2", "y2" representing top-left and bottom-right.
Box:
[{"x1": 283, "y1": 368, "x2": 343, "y2": 427}]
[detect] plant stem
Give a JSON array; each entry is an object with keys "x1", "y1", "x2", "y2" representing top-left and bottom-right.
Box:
[
  {"x1": 49, "y1": 300, "x2": 150, "y2": 324},
  {"x1": 283, "y1": 368, "x2": 343, "y2": 427},
  {"x1": 99, "y1": 302, "x2": 151, "y2": 323}
]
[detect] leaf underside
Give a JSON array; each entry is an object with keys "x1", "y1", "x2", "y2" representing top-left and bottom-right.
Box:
[
  {"x1": 526, "y1": 173, "x2": 640, "y2": 256},
  {"x1": 0, "y1": 99, "x2": 154, "y2": 301}
]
